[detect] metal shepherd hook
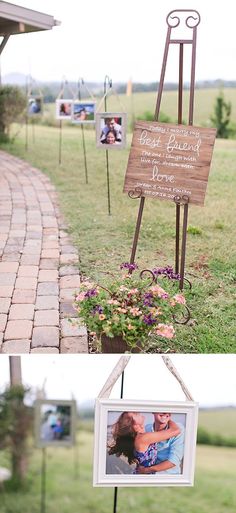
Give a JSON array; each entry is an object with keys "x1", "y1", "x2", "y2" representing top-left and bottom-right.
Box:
[{"x1": 104, "y1": 75, "x2": 112, "y2": 215}]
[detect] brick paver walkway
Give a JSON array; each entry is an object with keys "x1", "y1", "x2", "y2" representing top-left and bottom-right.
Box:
[{"x1": 0, "y1": 151, "x2": 88, "y2": 353}]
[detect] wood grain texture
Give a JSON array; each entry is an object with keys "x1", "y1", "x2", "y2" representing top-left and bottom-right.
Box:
[{"x1": 124, "y1": 121, "x2": 216, "y2": 206}]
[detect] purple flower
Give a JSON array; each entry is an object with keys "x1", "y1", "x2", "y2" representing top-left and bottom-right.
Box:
[
  {"x1": 152, "y1": 266, "x2": 180, "y2": 280},
  {"x1": 120, "y1": 262, "x2": 138, "y2": 272},
  {"x1": 143, "y1": 292, "x2": 153, "y2": 306},
  {"x1": 85, "y1": 288, "x2": 98, "y2": 298},
  {"x1": 143, "y1": 313, "x2": 157, "y2": 326},
  {"x1": 92, "y1": 305, "x2": 103, "y2": 314}
]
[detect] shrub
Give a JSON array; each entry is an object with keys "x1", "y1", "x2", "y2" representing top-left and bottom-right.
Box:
[
  {"x1": 210, "y1": 91, "x2": 232, "y2": 139},
  {"x1": 0, "y1": 85, "x2": 26, "y2": 141}
]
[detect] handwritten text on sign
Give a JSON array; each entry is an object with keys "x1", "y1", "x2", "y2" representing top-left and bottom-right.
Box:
[{"x1": 123, "y1": 122, "x2": 216, "y2": 206}]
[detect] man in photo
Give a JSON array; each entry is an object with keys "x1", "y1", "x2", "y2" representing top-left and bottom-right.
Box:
[
  {"x1": 100, "y1": 117, "x2": 122, "y2": 143},
  {"x1": 136, "y1": 412, "x2": 185, "y2": 474}
]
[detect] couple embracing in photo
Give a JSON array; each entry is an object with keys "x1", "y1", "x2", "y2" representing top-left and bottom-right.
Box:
[{"x1": 108, "y1": 412, "x2": 184, "y2": 474}]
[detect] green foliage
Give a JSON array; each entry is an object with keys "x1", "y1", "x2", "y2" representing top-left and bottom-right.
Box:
[
  {"x1": 197, "y1": 426, "x2": 236, "y2": 448},
  {"x1": 138, "y1": 110, "x2": 172, "y2": 123},
  {"x1": 0, "y1": 385, "x2": 32, "y2": 486},
  {"x1": 0, "y1": 86, "x2": 26, "y2": 140},
  {"x1": 211, "y1": 91, "x2": 232, "y2": 138},
  {"x1": 187, "y1": 225, "x2": 203, "y2": 235}
]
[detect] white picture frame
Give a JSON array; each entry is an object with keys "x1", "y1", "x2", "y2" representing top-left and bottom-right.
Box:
[
  {"x1": 56, "y1": 99, "x2": 73, "y2": 120},
  {"x1": 72, "y1": 101, "x2": 96, "y2": 124},
  {"x1": 93, "y1": 398, "x2": 198, "y2": 487},
  {"x1": 35, "y1": 399, "x2": 76, "y2": 448},
  {"x1": 96, "y1": 112, "x2": 127, "y2": 149}
]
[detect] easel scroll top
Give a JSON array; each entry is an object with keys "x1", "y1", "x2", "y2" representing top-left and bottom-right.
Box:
[{"x1": 124, "y1": 121, "x2": 216, "y2": 207}]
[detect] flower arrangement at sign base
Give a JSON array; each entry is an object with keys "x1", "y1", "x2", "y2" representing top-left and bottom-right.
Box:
[{"x1": 74, "y1": 264, "x2": 187, "y2": 353}]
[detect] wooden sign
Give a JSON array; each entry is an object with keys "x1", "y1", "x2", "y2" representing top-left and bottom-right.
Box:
[{"x1": 124, "y1": 121, "x2": 216, "y2": 206}]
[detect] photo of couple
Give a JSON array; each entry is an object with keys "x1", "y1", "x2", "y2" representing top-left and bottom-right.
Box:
[
  {"x1": 39, "y1": 404, "x2": 72, "y2": 443},
  {"x1": 35, "y1": 400, "x2": 76, "y2": 447},
  {"x1": 106, "y1": 411, "x2": 185, "y2": 475},
  {"x1": 96, "y1": 113, "x2": 127, "y2": 149}
]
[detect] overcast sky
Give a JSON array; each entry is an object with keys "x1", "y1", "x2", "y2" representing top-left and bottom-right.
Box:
[
  {"x1": 1, "y1": 0, "x2": 236, "y2": 82},
  {"x1": 0, "y1": 355, "x2": 236, "y2": 408}
]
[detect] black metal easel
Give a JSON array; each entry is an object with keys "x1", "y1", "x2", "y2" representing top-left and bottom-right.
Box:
[
  {"x1": 113, "y1": 370, "x2": 124, "y2": 513},
  {"x1": 128, "y1": 10, "x2": 201, "y2": 290}
]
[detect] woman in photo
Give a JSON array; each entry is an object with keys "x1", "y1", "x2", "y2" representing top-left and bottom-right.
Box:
[
  {"x1": 108, "y1": 412, "x2": 180, "y2": 473},
  {"x1": 102, "y1": 130, "x2": 121, "y2": 145}
]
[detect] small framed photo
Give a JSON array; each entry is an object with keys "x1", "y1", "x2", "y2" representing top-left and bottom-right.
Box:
[
  {"x1": 93, "y1": 399, "x2": 198, "y2": 487},
  {"x1": 72, "y1": 101, "x2": 96, "y2": 124},
  {"x1": 35, "y1": 399, "x2": 76, "y2": 448},
  {"x1": 28, "y1": 96, "x2": 43, "y2": 116},
  {"x1": 96, "y1": 112, "x2": 127, "y2": 149},
  {"x1": 56, "y1": 99, "x2": 73, "y2": 120}
]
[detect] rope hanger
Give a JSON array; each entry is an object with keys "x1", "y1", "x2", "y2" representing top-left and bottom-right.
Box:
[
  {"x1": 56, "y1": 76, "x2": 76, "y2": 100},
  {"x1": 77, "y1": 77, "x2": 96, "y2": 101},
  {"x1": 27, "y1": 75, "x2": 43, "y2": 98},
  {"x1": 96, "y1": 79, "x2": 126, "y2": 114},
  {"x1": 98, "y1": 355, "x2": 194, "y2": 401}
]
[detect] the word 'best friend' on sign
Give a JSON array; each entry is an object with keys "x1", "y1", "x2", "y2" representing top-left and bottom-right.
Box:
[{"x1": 123, "y1": 121, "x2": 216, "y2": 206}]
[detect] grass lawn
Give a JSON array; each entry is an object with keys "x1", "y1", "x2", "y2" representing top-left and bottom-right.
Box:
[
  {"x1": 43, "y1": 88, "x2": 236, "y2": 129},
  {"x1": 1, "y1": 431, "x2": 236, "y2": 513},
  {"x1": 1, "y1": 104, "x2": 236, "y2": 352},
  {"x1": 198, "y1": 408, "x2": 236, "y2": 438}
]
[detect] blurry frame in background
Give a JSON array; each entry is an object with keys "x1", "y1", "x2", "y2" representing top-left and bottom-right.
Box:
[
  {"x1": 28, "y1": 96, "x2": 43, "y2": 116},
  {"x1": 35, "y1": 399, "x2": 76, "y2": 448},
  {"x1": 56, "y1": 99, "x2": 73, "y2": 120},
  {"x1": 72, "y1": 101, "x2": 96, "y2": 124},
  {"x1": 93, "y1": 398, "x2": 198, "y2": 487}
]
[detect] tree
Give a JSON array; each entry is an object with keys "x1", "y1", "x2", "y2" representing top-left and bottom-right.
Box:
[
  {"x1": 211, "y1": 91, "x2": 232, "y2": 138},
  {"x1": 0, "y1": 385, "x2": 32, "y2": 487},
  {"x1": 0, "y1": 85, "x2": 26, "y2": 141}
]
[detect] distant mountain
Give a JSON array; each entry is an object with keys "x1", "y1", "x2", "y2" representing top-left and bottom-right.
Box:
[
  {"x1": 2, "y1": 74, "x2": 236, "y2": 91},
  {"x1": 2, "y1": 72, "x2": 28, "y2": 85}
]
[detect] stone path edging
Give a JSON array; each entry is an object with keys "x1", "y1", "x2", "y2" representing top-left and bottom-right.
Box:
[{"x1": 0, "y1": 151, "x2": 88, "y2": 353}]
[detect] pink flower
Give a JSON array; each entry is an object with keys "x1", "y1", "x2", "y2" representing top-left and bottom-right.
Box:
[
  {"x1": 99, "y1": 314, "x2": 106, "y2": 320},
  {"x1": 119, "y1": 285, "x2": 129, "y2": 292},
  {"x1": 128, "y1": 288, "x2": 139, "y2": 296},
  {"x1": 127, "y1": 324, "x2": 134, "y2": 330},
  {"x1": 117, "y1": 307, "x2": 128, "y2": 313},
  {"x1": 76, "y1": 292, "x2": 86, "y2": 302},
  {"x1": 129, "y1": 307, "x2": 142, "y2": 317},
  {"x1": 150, "y1": 285, "x2": 169, "y2": 299},
  {"x1": 173, "y1": 293, "x2": 186, "y2": 305},
  {"x1": 107, "y1": 299, "x2": 120, "y2": 305},
  {"x1": 155, "y1": 323, "x2": 175, "y2": 339}
]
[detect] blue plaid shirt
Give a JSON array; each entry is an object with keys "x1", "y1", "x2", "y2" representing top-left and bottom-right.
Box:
[{"x1": 145, "y1": 422, "x2": 185, "y2": 474}]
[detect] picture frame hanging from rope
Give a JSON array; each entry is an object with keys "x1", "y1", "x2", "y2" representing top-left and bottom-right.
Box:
[
  {"x1": 93, "y1": 398, "x2": 198, "y2": 487},
  {"x1": 56, "y1": 98, "x2": 73, "y2": 120},
  {"x1": 28, "y1": 95, "x2": 43, "y2": 116},
  {"x1": 96, "y1": 112, "x2": 127, "y2": 149},
  {"x1": 35, "y1": 399, "x2": 76, "y2": 448},
  {"x1": 72, "y1": 101, "x2": 96, "y2": 124}
]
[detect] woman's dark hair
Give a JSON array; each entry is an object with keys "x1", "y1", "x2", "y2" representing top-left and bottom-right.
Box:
[{"x1": 108, "y1": 412, "x2": 137, "y2": 465}]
